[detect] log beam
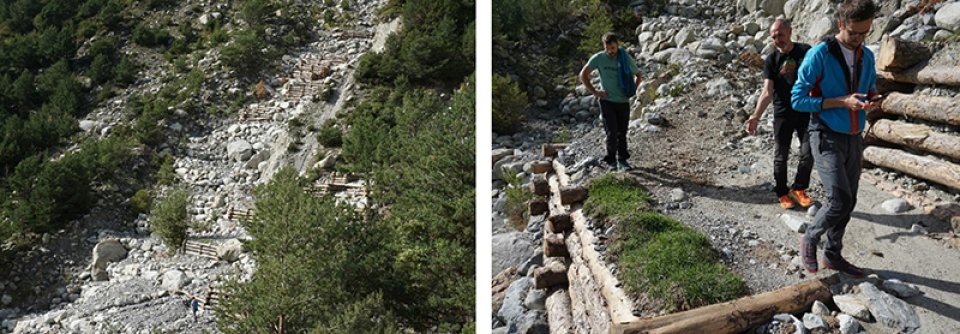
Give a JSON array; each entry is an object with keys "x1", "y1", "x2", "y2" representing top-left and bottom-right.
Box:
[
  {"x1": 546, "y1": 288, "x2": 574, "y2": 334},
  {"x1": 877, "y1": 64, "x2": 960, "y2": 86},
  {"x1": 877, "y1": 36, "x2": 931, "y2": 72},
  {"x1": 534, "y1": 259, "x2": 569, "y2": 289},
  {"x1": 615, "y1": 275, "x2": 838, "y2": 334},
  {"x1": 863, "y1": 146, "x2": 960, "y2": 191},
  {"x1": 869, "y1": 119, "x2": 960, "y2": 161},
  {"x1": 544, "y1": 232, "x2": 569, "y2": 258},
  {"x1": 880, "y1": 92, "x2": 960, "y2": 126}
]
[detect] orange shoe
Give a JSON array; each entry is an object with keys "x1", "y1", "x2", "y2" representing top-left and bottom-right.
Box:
[
  {"x1": 779, "y1": 195, "x2": 795, "y2": 209},
  {"x1": 790, "y1": 189, "x2": 813, "y2": 208}
]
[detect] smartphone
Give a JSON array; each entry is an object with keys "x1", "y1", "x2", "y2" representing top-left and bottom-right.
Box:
[{"x1": 867, "y1": 94, "x2": 885, "y2": 102}]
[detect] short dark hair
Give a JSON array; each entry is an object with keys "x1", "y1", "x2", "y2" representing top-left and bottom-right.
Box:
[
  {"x1": 602, "y1": 32, "x2": 619, "y2": 44},
  {"x1": 837, "y1": 0, "x2": 878, "y2": 23}
]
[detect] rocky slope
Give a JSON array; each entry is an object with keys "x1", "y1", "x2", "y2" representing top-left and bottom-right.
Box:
[
  {"x1": 493, "y1": 0, "x2": 960, "y2": 333},
  {"x1": 0, "y1": 1, "x2": 392, "y2": 333}
]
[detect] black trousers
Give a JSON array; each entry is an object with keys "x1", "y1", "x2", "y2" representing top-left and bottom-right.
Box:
[
  {"x1": 805, "y1": 129, "x2": 863, "y2": 260},
  {"x1": 773, "y1": 115, "x2": 813, "y2": 196},
  {"x1": 599, "y1": 99, "x2": 630, "y2": 164}
]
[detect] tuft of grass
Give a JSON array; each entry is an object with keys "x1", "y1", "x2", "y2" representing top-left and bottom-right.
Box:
[
  {"x1": 583, "y1": 174, "x2": 651, "y2": 219},
  {"x1": 502, "y1": 168, "x2": 534, "y2": 231},
  {"x1": 614, "y1": 213, "x2": 745, "y2": 311},
  {"x1": 587, "y1": 174, "x2": 745, "y2": 312}
]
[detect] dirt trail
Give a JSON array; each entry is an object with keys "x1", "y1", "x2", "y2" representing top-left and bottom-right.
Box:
[{"x1": 570, "y1": 98, "x2": 960, "y2": 332}]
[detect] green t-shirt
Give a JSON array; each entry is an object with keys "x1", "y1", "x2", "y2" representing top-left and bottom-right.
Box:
[{"x1": 586, "y1": 50, "x2": 639, "y2": 103}]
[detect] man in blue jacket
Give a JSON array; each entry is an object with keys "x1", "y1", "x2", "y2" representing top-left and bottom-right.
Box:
[
  {"x1": 579, "y1": 32, "x2": 642, "y2": 171},
  {"x1": 791, "y1": 0, "x2": 881, "y2": 278}
]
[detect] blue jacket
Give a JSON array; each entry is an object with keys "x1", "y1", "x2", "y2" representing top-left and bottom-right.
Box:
[{"x1": 791, "y1": 36, "x2": 878, "y2": 134}]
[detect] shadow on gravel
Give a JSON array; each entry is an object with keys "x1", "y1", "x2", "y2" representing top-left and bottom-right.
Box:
[
  {"x1": 873, "y1": 269, "x2": 960, "y2": 324},
  {"x1": 626, "y1": 166, "x2": 776, "y2": 205},
  {"x1": 851, "y1": 211, "x2": 952, "y2": 237}
]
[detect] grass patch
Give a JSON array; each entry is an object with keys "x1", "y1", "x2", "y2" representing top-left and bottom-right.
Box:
[
  {"x1": 586, "y1": 174, "x2": 745, "y2": 312},
  {"x1": 583, "y1": 174, "x2": 652, "y2": 219}
]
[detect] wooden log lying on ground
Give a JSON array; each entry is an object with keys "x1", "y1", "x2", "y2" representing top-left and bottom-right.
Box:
[
  {"x1": 534, "y1": 259, "x2": 569, "y2": 289},
  {"x1": 878, "y1": 64, "x2": 960, "y2": 86},
  {"x1": 863, "y1": 146, "x2": 960, "y2": 191},
  {"x1": 615, "y1": 275, "x2": 838, "y2": 334},
  {"x1": 547, "y1": 213, "x2": 572, "y2": 233},
  {"x1": 880, "y1": 92, "x2": 960, "y2": 126},
  {"x1": 546, "y1": 288, "x2": 574, "y2": 334},
  {"x1": 877, "y1": 36, "x2": 931, "y2": 72},
  {"x1": 528, "y1": 200, "x2": 548, "y2": 216},
  {"x1": 543, "y1": 143, "x2": 570, "y2": 158},
  {"x1": 530, "y1": 174, "x2": 551, "y2": 196},
  {"x1": 529, "y1": 160, "x2": 553, "y2": 174},
  {"x1": 560, "y1": 185, "x2": 588, "y2": 204},
  {"x1": 543, "y1": 232, "x2": 569, "y2": 258},
  {"x1": 869, "y1": 119, "x2": 960, "y2": 161}
]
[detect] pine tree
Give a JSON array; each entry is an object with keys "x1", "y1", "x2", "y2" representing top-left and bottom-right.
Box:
[{"x1": 217, "y1": 168, "x2": 393, "y2": 333}]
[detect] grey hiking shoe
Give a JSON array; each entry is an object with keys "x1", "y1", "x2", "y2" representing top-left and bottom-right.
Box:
[{"x1": 617, "y1": 160, "x2": 632, "y2": 171}]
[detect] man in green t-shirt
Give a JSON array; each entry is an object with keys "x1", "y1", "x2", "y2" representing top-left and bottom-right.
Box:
[{"x1": 579, "y1": 32, "x2": 642, "y2": 171}]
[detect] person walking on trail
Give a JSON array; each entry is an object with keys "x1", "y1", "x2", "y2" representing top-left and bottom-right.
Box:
[
  {"x1": 190, "y1": 295, "x2": 200, "y2": 322},
  {"x1": 745, "y1": 19, "x2": 814, "y2": 210},
  {"x1": 790, "y1": 0, "x2": 881, "y2": 278},
  {"x1": 579, "y1": 32, "x2": 642, "y2": 171}
]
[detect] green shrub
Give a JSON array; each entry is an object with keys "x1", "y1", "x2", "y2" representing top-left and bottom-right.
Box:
[
  {"x1": 150, "y1": 188, "x2": 190, "y2": 251},
  {"x1": 317, "y1": 119, "x2": 342, "y2": 148},
  {"x1": 502, "y1": 168, "x2": 534, "y2": 231},
  {"x1": 114, "y1": 57, "x2": 139, "y2": 87},
  {"x1": 578, "y1": 0, "x2": 615, "y2": 58},
  {"x1": 130, "y1": 189, "x2": 153, "y2": 214},
  {"x1": 132, "y1": 24, "x2": 171, "y2": 47},
  {"x1": 221, "y1": 28, "x2": 269, "y2": 79},
  {"x1": 88, "y1": 53, "x2": 114, "y2": 84},
  {"x1": 492, "y1": 74, "x2": 526, "y2": 134},
  {"x1": 156, "y1": 154, "x2": 176, "y2": 185}
]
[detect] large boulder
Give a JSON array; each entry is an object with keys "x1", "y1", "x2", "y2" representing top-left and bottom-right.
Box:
[
  {"x1": 706, "y1": 78, "x2": 735, "y2": 96},
  {"x1": 91, "y1": 239, "x2": 128, "y2": 281},
  {"x1": 161, "y1": 270, "x2": 191, "y2": 291},
  {"x1": 217, "y1": 239, "x2": 244, "y2": 262},
  {"x1": 859, "y1": 282, "x2": 921, "y2": 333},
  {"x1": 935, "y1": 2, "x2": 960, "y2": 31},
  {"x1": 227, "y1": 140, "x2": 253, "y2": 162},
  {"x1": 492, "y1": 232, "x2": 535, "y2": 274},
  {"x1": 497, "y1": 277, "x2": 533, "y2": 326},
  {"x1": 674, "y1": 28, "x2": 696, "y2": 48},
  {"x1": 806, "y1": 17, "x2": 837, "y2": 43}
]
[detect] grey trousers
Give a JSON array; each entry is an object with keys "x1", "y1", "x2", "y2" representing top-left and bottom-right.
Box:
[{"x1": 804, "y1": 129, "x2": 863, "y2": 260}]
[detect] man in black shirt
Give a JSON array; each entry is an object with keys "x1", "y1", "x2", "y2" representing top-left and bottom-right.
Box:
[{"x1": 745, "y1": 19, "x2": 814, "y2": 209}]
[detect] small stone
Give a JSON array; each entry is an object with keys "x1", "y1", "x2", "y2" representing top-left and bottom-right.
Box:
[
  {"x1": 881, "y1": 198, "x2": 912, "y2": 213},
  {"x1": 838, "y1": 314, "x2": 860, "y2": 334},
  {"x1": 670, "y1": 188, "x2": 686, "y2": 202},
  {"x1": 812, "y1": 300, "x2": 831, "y2": 317},
  {"x1": 882, "y1": 279, "x2": 922, "y2": 298},
  {"x1": 806, "y1": 204, "x2": 819, "y2": 217},
  {"x1": 0, "y1": 294, "x2": 11, "y2": 305},
  {"x1": 803, "y1": 312, "x2": 828, "y2": 330},
  {"x1": 780, "y1": 214, "x2": 807, "y2": 233},
  {"x1": 523, "y1": 288, "x2": 547, "y2": 311},
  {"x1": 833, "y1": 294, "x2": 872, "y2": 320}
]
